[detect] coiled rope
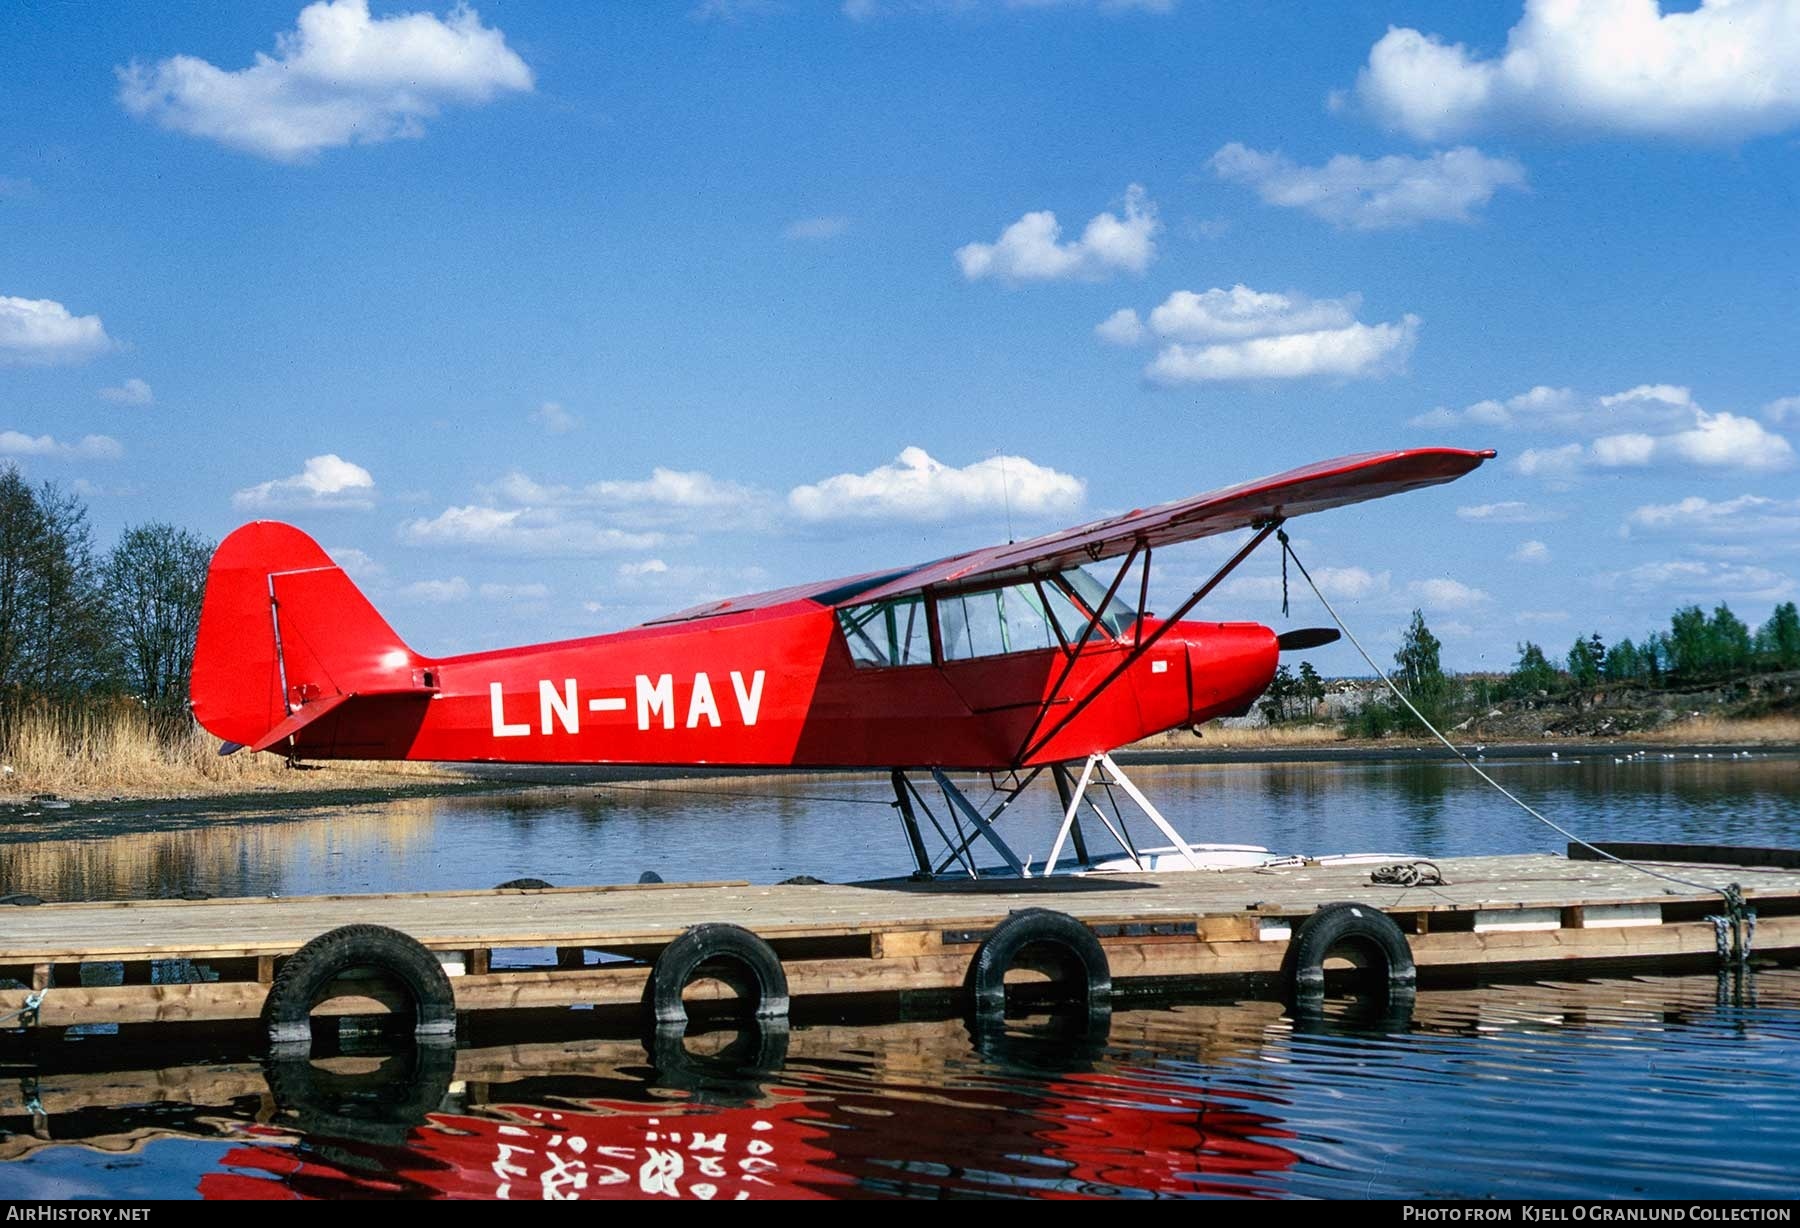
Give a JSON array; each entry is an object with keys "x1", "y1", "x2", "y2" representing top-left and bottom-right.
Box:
[{"x1": 1276, "y1": 529, "x2": 1755, "y2": 959}]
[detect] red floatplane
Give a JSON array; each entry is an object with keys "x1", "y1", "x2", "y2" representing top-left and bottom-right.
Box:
[{"x1": 190, "y1": 447, "x2": 1493, "y2": 879}]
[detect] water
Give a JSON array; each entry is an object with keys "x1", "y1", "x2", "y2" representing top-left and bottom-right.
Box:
[
  {"x1": 4, "y1": 754, "x2": 1797, "y2": 899},
  {"x1": 3, "y1": 754, "x2": 1799, "y2": 1200}
]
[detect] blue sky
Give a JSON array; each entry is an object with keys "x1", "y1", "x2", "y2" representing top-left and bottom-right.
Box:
[{"x1": 4, "y1": 0, "x2": 1797, "y2": 671}]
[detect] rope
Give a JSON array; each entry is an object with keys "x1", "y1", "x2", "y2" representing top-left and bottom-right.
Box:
[
  {"x1": 1276, "y1": 530, "x2": 1752, "y2": 927},
  {"x1": 1372, "y1": 860, "x2": 1445, "y2": 888}
]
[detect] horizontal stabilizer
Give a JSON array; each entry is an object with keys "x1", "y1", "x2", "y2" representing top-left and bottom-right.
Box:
[{"x1": 236, "y1": 693, "x2": 355, "y2": 755}]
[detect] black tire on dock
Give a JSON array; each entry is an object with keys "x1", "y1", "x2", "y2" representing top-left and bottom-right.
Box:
[
  {"x1": 966, "y1": 908, "x2": 1111, "y2": 1018},
  {"x1": 494, "y1": 877, "x2": 553, "y2": 890},
  {"x1": 646, "y1": 923, "x2": 790, "y2": 1028},
  {"x1": 1282, "y1": 901, "x2": 1416, "y2": 1005},
  {"x1": 262, "y1": 924, "x2": 457, "y2": 1050}
]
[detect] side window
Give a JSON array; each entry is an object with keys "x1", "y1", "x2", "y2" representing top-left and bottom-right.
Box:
[
  {"x1": 940, "y1": 583, "x2": 1069, "y2": 661},
  {"x1": 836, "y1": 596, "x2": 931, "y2": 667}
]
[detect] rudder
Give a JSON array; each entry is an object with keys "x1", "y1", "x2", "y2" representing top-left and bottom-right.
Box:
[{"x1": 190, "y1": 522, "x2": 428, "y2": 752}]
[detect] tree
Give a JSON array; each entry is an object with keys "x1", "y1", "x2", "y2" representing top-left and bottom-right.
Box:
[
  {"x1": 1510, "y1": 640, "x2": 1558, "y2": 697},
  {"x1": 1568, "y1": 631, "x2": 1605, "y2": 688},
  {"x1": 1707, "y1": 603, "x2": 1753, "y2": 677},
  {"x1": 1604, "y1": 636, "x2": 1643, "y2": 683},
  {"x1": 1394, "y1": 609, "x2": 1446, "y2": 716},
  {"x1": 1666, "y1": 605, "x2": 1709, "y2": 679},
  {"x1": 106, "y1": 523, "x2": 213, "y2": 711},
  {"x1": 0, "y1": 466, "x2": 44, "y2": 692},
  {"x1": 29, "y1": 482, "x2": 111, "y2": 695},
  {"x1": 1758, "y1": 602, "x2": 1800, "y2": 670},
  {"x1": 1297, "y1": 660, "x2": 1326, "y2": 715},
  {"x1": 1260, "y1": 663, "x2": 1297, "y2": 724}
]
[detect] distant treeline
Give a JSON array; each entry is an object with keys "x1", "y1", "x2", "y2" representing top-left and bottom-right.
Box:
[
  {"x1": 0, "y1": 466, "x2": 213, "y2": 731},
  {"x1": 1270, "y1": 601, "x2": 1800, "y2": 738}
]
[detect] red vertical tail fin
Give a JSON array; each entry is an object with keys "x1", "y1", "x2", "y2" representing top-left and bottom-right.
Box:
[{"x1": 190, "y1": 522, "x2": 432, "y2": 752}]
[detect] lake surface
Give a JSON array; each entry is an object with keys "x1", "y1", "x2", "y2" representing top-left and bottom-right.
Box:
[{"x1": 3, "y1": 753, "x2": 1799, "y2": 1200}]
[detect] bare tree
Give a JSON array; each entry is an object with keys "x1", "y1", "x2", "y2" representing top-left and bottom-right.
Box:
[
  {"x1": 30, "y1": 481, "x2": 111, "y2": 695},
  {"x1": 106, "y1": 522, "x2": 214, "y2": 711},
  {"x1": 0, "y1": 466, "x2": 46, "y2": 693}
]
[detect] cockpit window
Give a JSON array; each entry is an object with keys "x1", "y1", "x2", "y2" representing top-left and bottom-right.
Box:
[
  {"x1": 1058, "y1": 565, "x2": 1138, "y2": 638},
  {"x1": 939, "y1": 582, "x2": 1079, "y2": 661},
  {"x1": 837, "y1": 596, "x2": 931, "y2": 667}
]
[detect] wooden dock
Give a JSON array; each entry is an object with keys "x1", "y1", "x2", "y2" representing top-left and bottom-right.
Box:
[
  {"x1": 3, "y1": 851, "x2": 1796, "y2": 1034},
  {"x1": 4, "y1": 974, "x2": 1767, "y2": 1167}
]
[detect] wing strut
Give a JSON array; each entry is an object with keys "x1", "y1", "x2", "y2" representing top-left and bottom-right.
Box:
[
  {"x1": 1011, "y1": 542, "x2": 1143, "y2": 761},
  {"x1": 1014, "y1": 519, "x2": 1281, "y2": 766}
]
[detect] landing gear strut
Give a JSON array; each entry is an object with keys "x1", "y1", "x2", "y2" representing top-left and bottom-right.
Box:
[{"x1": 889, "y1": 752, "x2": 1209, "y2": 881}]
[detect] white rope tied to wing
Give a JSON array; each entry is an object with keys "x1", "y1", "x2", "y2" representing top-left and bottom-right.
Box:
[{"x1": 1275, "y1": 528, "x2": 1744, "y2": 908}]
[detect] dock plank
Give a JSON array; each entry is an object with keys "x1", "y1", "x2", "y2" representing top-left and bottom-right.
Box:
[{"x1": 1, "y1": 854, "x2": 1791, "y2": 963}]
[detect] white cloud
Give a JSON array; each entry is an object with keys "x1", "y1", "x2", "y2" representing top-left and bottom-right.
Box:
[
  {"x1": 1626, "y1": 494, "x2": 1800, "y2": 537},
  {"x1": 1513, "y1": 443, "x2": 1586, "y2": 481},
  {"x1": 399, "y1": 505, "x2": 664, "y2": 555},
  {"x1": 618, "y1": 559, "x2": 670, "y2": 578},
  {"x1": 1424, "y1": 383, "x2": 1796, "y2": 479},
  {"x1": 328, "y1": 546, "x2": 385, "y2": 580},
  {"x1": 0, "y1": 431, "x2": 124, "y2": 461},
  {"x1": 482, "y1": 467, "x2": 768, "y2": 532},
  {"x1": 956, "y1": 185, "x2": 1158, "y2": 284},
  {"x1": 1353, "y1": 0, "x2": 1800, "y2": 142},
  {"x1": 1414, "y1": 383, "x2": 1694, "y2": 432},
  {"x1": 1590, "y1": 412, "x2": 1793, "y2": 472},
  {"x1": 117, "y1": 0, "x2": 533, "y2": 162},
  {"x1": 479, "y1": 581, "x2": 548, "y2": 600},
  {"x1": 1145, "y1": 317, "x2": 1419, "y2": 385},
  {"x1": 402, "y1": 576, "x2": 469, "y2": 603},
  {"x1": 1210, "y1": 143, "x2": 1526, "y2": 229},
  {"x1": 1146, "y1": 286, "x2": 1357, "y2": 343},
  {"x1": 1456, "y1": 500, "x2": 1560, "y2": 523},
  {"x1": 529, "y1": 401, "x2": 578, "y2": 434},
  {"x1": 788, "y1": 446, "x2": 1084, "y2": 522},
  {"x1": 1517, "y1": 609, "x2": 1569, "y2": 625},
  {"x1": 784, "y1": 215, "x2": 850, "y2": 240},
  {"x1": 1094, "y1": 308, "x2": 1146, "y2": 346},
  {"x1": 232, "y1": 453, "x2": 376, "y2": 510},
  {"x1": 1226, "y1": 566, "x2": 1390, "y2": 603},
  {"x1": 99, "y1": 377, "x2": 154, "y2": 406},
  {"x1": 0, "y1": 296, "x2": 114, "y2": 366},
  {"x1": 1106, "y1": 285, "x2": 1418, "y2": 385},
  {"x1": 1604, "y1": 559, "x2": 1795, "y2": 601},
  {"x1": 1511, "y1": 539, "x2": 1551, "y2": 563},
  {"x1": 845, "y1": 0, "x2": 1178, "y2": 19},
  {"x1": 1763, "y1": 396, "x2": 1800, "y2": 425},
  {"x1": 1407, "y1": 577, "x2": 1490, "y2": 609}
]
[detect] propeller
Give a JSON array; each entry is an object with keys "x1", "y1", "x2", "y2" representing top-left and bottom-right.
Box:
[{"x1": 1276, "y1": 627, "x2": 1341, "y2": 652}]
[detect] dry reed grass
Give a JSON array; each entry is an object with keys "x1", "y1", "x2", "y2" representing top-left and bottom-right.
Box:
[
  {"x1": 1640, "y1": 714, "x2": 1800, "y2": 745},
  {"x1": 1132, "y1": 723, "x2": 1347, "y2": 750},
  {"x1": 1, "y1": 700, "x2": 457, "y2": 801}
]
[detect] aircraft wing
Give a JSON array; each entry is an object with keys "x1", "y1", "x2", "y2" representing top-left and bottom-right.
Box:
[{"x1": 845, "y1": 447, "x2": 1494, "y2": 604}]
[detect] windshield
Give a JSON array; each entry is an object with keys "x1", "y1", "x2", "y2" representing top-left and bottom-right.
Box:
[{"x1": 1058, "y1": 566, "x2": 1138, "y2": 638}]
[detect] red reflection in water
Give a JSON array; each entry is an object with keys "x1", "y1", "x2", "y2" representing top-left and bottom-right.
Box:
[{"x1": 199, "y1": 1067, "x2": 1299, "y2": 1201}]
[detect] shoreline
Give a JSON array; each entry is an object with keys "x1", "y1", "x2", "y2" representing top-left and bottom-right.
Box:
[{"x1": 9, "y1": 734, "x2": 1796, "y2": 815}]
